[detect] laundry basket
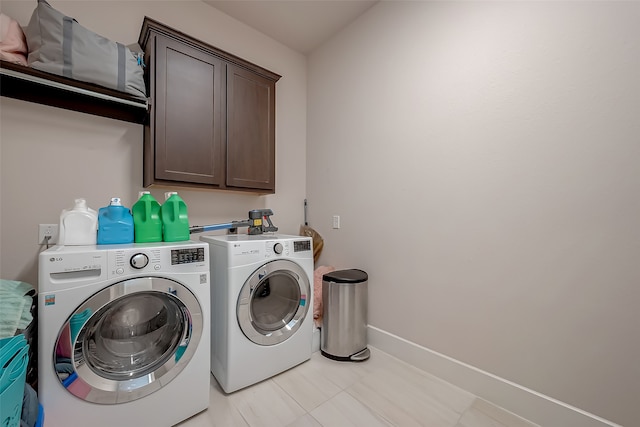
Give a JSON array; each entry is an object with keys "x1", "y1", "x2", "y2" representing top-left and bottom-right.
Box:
[
  {"x1": 0, "y1": 335, "x2": 29, "y2": 427},
  {"x1": 321, "y1": 269, "x2": 370, "y2": 362}
]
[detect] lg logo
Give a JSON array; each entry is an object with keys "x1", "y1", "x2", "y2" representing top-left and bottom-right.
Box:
[{"x1": 49, "y1": 257, "x2": 63, "y2": 262}]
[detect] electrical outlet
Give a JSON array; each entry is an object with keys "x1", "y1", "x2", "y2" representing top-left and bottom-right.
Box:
[
  {"x1": 38, "y1": 224, "x2": 59, "y2": 245},
  {"x1": 332, "y1": 215, "x2": 340, "y2": 229}
]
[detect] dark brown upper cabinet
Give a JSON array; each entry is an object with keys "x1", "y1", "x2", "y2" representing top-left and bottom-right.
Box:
[{"x1": 139, "y1": 17, "x2": 281, "y2": 194}]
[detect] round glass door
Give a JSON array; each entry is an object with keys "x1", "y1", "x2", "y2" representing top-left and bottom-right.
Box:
[
  {"x1": 237, "y1": 259, "x2": 310, "y2": 346},
  {"x1": 53, "y1": 277, "x2": 202, "y2": 404}
]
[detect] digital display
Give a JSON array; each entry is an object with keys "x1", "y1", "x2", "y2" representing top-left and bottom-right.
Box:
[
  {"x1": 293, "y1": 240, "x2": 311, "y2": 252},
  {"x1": 171, "y1": 248, "x2": 205, "y2": 265}
]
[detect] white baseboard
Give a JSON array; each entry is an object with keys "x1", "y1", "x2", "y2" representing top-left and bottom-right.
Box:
[{"x1": 367, "y1": 325, "x2": 621, "y2": 427}]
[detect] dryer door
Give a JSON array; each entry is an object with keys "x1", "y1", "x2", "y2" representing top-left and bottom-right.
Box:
[
  {"x1": 237, "y1": 259, "x2": 311, "y2": 346},
  {"x1": 53, "y1": 277, "x2": 203, "y2": 404}
]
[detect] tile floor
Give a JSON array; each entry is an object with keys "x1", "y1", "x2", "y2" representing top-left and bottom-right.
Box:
[{"x1": 177, "y1": 347, "x2": 539, "y2": 427}]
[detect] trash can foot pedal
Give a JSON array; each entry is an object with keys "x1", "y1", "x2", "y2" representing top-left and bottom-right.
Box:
[
  {"x1": 321, "y1": 347, "x2": 370, "y2": 362},
  {"x1": 350, "y1": 347, "x2": 370, "y2": 361}
]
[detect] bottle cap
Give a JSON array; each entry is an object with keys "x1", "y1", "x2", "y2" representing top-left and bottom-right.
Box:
[
  {"x1": 74, "y1": 198, "x2": 88, "y2": 209},
  {"x1": 165, "y1": 191, "x2": 177, "y2": 200},
  {"x1": 110, "y1": 198, "x2": 122, "y2": 206},
  {"x1": 138, "y1": 191, "x2": 150, "y2": 198}
]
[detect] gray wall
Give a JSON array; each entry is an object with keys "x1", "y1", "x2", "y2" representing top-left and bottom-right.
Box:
[{"x1": 307, "y1": 2, "x2": 640, "y2": 426}]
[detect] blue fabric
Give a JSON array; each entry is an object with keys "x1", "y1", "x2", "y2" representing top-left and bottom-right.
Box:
[{"x1": 21, "y1": 383, "x2": 38, "y2": 427}]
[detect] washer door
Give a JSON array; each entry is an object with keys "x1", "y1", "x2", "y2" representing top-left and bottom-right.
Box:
[
  {"x1": 237, "y1": 259, "x2": 310, "y2": 346},
  {"x1": 53, "y1": 277, "x2": 202, "y2": 404}
]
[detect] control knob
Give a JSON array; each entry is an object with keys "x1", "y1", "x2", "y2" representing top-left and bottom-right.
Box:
[
  {"x1": 130, "y1": 253, "x2": 149, "y2": 269},
  {"x1": 273, "y1": 243, "x2": 283, "y2": 255}
]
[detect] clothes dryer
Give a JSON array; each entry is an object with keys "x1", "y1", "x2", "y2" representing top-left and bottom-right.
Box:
[
  {"x1": 38, "y1": 241, "x2": 210, "y2": 427},
  {"x1": 200, "y1": 234, "x2": 313, "y2": 393}
]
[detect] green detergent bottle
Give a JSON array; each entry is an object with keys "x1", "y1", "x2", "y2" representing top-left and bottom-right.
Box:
[
  {"x1": 161, "y1": 192, "x2": 190, "y2": 242},
  {"x1": 132, "y1": 191, "x2": 163, "y2": 243}
]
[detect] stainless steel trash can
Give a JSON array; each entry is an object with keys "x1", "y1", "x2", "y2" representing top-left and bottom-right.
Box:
[{"x1": 321, "y1": 269, "x2": 370, "y2": 361}]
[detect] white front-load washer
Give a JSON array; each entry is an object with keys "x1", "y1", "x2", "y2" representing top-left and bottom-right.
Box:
[
  {"x1": 38, "y1": 241, "x2": 210, "y2": 427},
  {"x1": 200, "y1": 234, "x2": 313, "y2": 393}
]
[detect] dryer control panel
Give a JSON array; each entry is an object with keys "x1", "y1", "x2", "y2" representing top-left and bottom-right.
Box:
[
  {"x1": 264, "y1": 238, "x2": 312, "y2": 260},
  {"x1": 201, "y1": 234, "x2": 313, "y2": 268},
  {"x1": 293, "y1": 240, "x2": 311, "y2": 253}
]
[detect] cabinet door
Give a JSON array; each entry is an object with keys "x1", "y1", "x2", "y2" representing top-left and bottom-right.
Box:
[
  {"x1": 152, "y1": 35, "x2": 223, "y2": 185},
  {"x1": 226, "y1": 64, "x2": 276, "y2": 192}
]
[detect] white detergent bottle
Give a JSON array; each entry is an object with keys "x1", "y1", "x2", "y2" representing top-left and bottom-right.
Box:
[{"x1": 59, "y1": 198, "x2": 98, "y2": 245}]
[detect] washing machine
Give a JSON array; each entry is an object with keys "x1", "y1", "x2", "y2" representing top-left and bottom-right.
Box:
[
  {"x1": 37, "y1": 241, "x2": 210, "y2": 427},
  {"x1": 200, "y1": 234, "x2": 313, "y2": 393}
]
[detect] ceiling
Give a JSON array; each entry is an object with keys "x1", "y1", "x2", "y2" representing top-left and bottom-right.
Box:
[{"x1": 203, "y1": 0, "x2": 379, "y2": 54}]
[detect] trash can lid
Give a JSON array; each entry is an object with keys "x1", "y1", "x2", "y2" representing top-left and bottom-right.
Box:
[{"x1": 322, "y1": 269, "x2": 368, "y2": 283}]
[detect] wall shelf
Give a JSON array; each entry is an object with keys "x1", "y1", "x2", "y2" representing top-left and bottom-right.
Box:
[{"x1": 0, "y1": 60, "x2": 148, "y2": 124}]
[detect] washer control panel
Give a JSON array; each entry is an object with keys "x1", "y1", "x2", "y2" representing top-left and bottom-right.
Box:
[
  {"x1": 171, "y1": 247, "x2": 206, "y2": 265},
  {"x1": 107, "y1": 243, "x2": 208, "y2": 277},
  {"x1": 40, "y1": 242, "x2": 209, "y2": 289}
]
